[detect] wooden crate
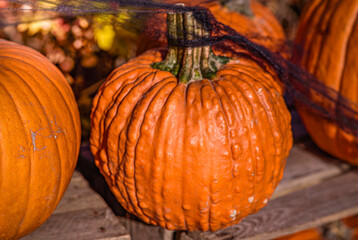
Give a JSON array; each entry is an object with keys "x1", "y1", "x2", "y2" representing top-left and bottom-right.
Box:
[{"x1": 25, "y1": 139, "x2": 358, "y2": 240}]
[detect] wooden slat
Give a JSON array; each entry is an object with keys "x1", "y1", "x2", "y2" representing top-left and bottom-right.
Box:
[
  {"x1": 185, "y1": 170, "x2": 358, "y2": 240},
  {"x1": 54, "y1": 172, "x2": 107, "y2": 214},
  {"x1": 23, "y1": 208, "x2": 130, "y2": 240},
  {"x1": 273, "y1": 144, "x2": 349, "y2": 198},
  {"x1": 24, "y1": 171, "x2": 130, "y2": 240},
  {"x1": 118, "y1": 217, "x2": 175, "y2": 240}
]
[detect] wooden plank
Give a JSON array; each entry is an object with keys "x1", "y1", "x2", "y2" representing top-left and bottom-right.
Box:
[
  {"x1": 118, "y1": 217, "x2": 175, "y2": 240},
  {"x1": 54, "y1": 171, "x2": 107, "y2": 214},
  {"x1": 185, "y1": 170, "x2": 358, "y2": 240},
  {"x1": 273, "y1": 144, "x2": 349, "y2": 198},
  {"x1": 24, "y1": 171, "x2": 130, "y2": 240},
  {"x1": 23, "y1": 208, "x2": 130, "y2": 240}
]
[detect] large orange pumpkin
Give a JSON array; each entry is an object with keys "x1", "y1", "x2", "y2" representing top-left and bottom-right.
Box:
[
  {"x1": 90, "y1": 12, "x2": 292, "y2": 231},
  {"x1": 0, "y1": 39, "x2": 81, "y2": 239},
  {"x1": 293, "y1": 0, "x2": 358, "y2": 165},
  {"x1": 138, "y1": 0, "x2": 287, "y2": 56}
]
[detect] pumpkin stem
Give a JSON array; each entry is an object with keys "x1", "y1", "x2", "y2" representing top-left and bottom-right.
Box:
[
  {"x1": 152, "y1": 10, "x2": 228, "y2": 83},
  {"x1": 220, "y1": 0, "x2": 253, "y2": 17}
]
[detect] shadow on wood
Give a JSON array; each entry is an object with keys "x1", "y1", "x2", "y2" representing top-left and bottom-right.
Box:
[{"x1": 76, "y1": 144, "x2": 175, "y2": 240}]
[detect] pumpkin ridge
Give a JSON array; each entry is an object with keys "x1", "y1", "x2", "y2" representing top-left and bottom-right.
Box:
[
  {"x1": 333, "y1": 7, "x2": 358, "y2": 157},
  {"x1": 211, "y1": 79, "x2": 245, "y2": 225},
  {"x1": 144, "y1": 81, "x2": 178, "y2": 225},
  {"x1": 222, "y1": 75, "x2": 266, "y2": 211},
  {"x1": 209, "y1": 80, "x2": 237, "y2": 227},
  {"x1": 106, "y1": 71, "x2": 160, "y2": 214},
  {"x1": 103, "y1": 71, "x2": 159, "y2": 179},
  {"x1": 0, "y1": 75, "x2": 30, "y2": 239},
  {"x1": 314, "y1": 0, "x2": 356, "y2": 81},
  {"x1": 104, "y1": 66, "x2": 156, "y2": 89},
  {"x1": 298, "y1": 0, "x2": 330, "y2": 73},
  {"x1": 308, "y1": 0, "x2": 341, "y2": 75},
  {"x1": 0, "y1": 64, "x2": 66, "y2": 224},
  {"x1": 247, "y1": 79, "x2": 279, "y2": 188},
  {"x1": 0, "y1": 53, "x2": 80, "y2": 136},
  {"x1": 102, "y1": 71, "x2": 156, "y2": 145},
  {"x1": 194, "y1": 80, "x2": 213, "y2": 230},
  {"x1": 218, "y1": 67, "x2": 290, "y2": 176},
  {"x1": 218, "y1": 78, "x2": 276, "y2": 184},
  {"x1": 220, "y1": 64, "x2": 282, "y2": 94},
  {"x1": 0, "y1": 55, "x2": 79, "y2": 147},
  {"x1": 183, "y1": 81, "x2": 208, "y2": 230},
  {"x1": 224, "y1": 76, "x2": 263, "y2": 213},
  {"x1": 249, "y1": 2, "x2": 282, "y2": 41},
  {"x1": 108, "y1": 71, "x2": 173, "y2": 216},
  {"x1": 122, "y1": 74, "x2": 167, "y2": 222},
  {"x1": 124, "y1": 77, "x2": 176, "y2": 220},
  {"x1": 1, "y1": 59, "x2": 78, "y2": 204},
  {"x1": 198, "y1": 81, "x2": 212, "y2": 231},
  {"x1": 0, "y1": 63, "x2": 65, "y2": 178},
  {"x1": 182, "y1": 83, "x2": 188, "y2": 229},
  {"x1": 221, "y1": 68, "x2": 290, "y2": 177},
  {"x1": 153, "y1": 82, "x2": 182, "y2": 228},
  {"x1": 154, "y1": 83, "x2": 184, "y2": 228},
  {"x1": 90, "y1": 69, "x2": 144, "y2": 157},
  {"x1": 335, "y1": 11, "x2": 358, "y2": 120}
]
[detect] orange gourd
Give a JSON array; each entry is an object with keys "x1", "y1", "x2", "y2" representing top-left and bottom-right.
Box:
[
  {"x1": 138, "y1": 0, "x2": 287, "y2": 57},
  {"x1": 293, "y1": 0, "x2": 358, "y2": 165},
  {"x1": 91, "y1": 11, "x2": 292, "y2": 231},
  {"x1": 90, "y1": 53, "x2": 292, "y2": 231},
  {"x1": 0, "y1": 39, "x2": 81, "y2": 239}
]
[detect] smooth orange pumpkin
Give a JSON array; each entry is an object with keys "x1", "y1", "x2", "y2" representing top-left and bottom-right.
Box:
[
  {"x1": 0, "y1": 39, "x2": 81, "y2": 239},
  {"x1": 138, "y1": 0, "x2": 287, "y2": 56},
  {"x1": 293, "y1": 0, "x2": 358, "y2": 165},
  {"x1": 91, "y1": 12, "x2": 292, "y2": 231}
]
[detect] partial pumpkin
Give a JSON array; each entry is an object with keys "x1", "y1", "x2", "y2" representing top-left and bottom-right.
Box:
[
  {"x1": 137, "y1": 0, "x2": 287, "y2": 57},
  {"x1": 91, "y1": 11, "x2": 292, "y2": 231},
  {"x1": 0, "y1": 39, "x2": 81, "y2": 239},
  {"x1": 293, "y1": 0, "x2": 358, "y2": 164}
]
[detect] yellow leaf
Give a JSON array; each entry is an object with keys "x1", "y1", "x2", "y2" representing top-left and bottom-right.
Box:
[{"x1": 94, "y1": 22, "x2": 115, "y2": 51}]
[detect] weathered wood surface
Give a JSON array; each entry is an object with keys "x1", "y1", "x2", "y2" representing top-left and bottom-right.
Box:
[
  {"x1": 272, "y1": 143, "x2": 349, "y2": 198},
  {"x1": 23, "y1": 172, "x2": 130, "y2": 240},
  {"x1": 184, "y1": 170, "x2": 358, "y2": 240},
  {"x1": 23, "y1": 140, "x2": 358, "y2": 240}
]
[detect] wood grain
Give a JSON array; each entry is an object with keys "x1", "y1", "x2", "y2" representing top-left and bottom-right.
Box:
[
  {"x1": 24, "y1": 171, "x2": 130, "y2": 240},
  {"x1": 185, "y1": 170, "x2": 358, "y2": 240},
  {"x1": 273, "y1": 144, "x2": 349, "y2": 198},
  {"x1": 119, "y1": 217, "x2": 175, "y2": 240},
  {"x1": 54, "y1": 172, "x2": 107, "y2": 214},
  {"x1": 23, "y1": 208, "x2": 130, "y2": 240}
]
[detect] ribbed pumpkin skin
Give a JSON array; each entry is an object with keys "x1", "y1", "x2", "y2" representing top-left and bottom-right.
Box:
[
  {"x1": 293, "y1": 0, "x2": 358, "y2": 164},
  {"x1": 138, "y1": 0, "x2": 287, "y2": 56},
  {"x1": 0, "y1": 39, "x2": 81, "y2": 239},
  {"x1": 207, "y1": 0, "x2": 286, "y2": 53},
  {"x1": 90, "y1": 49, "x2": 292, "y2": 231}
]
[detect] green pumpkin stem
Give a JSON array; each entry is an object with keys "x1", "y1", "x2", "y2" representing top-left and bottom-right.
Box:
[
  {"x1": 220, "y1": 0, "x2": 253, "y2": 17},
  {"x1": 152, "y1": 11, "x2": 228, "y2": 83}
]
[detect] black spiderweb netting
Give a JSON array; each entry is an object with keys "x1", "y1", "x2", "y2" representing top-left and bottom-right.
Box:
[{"x1": 1, "y1": 0, "x2": 357, "y2": 137}]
